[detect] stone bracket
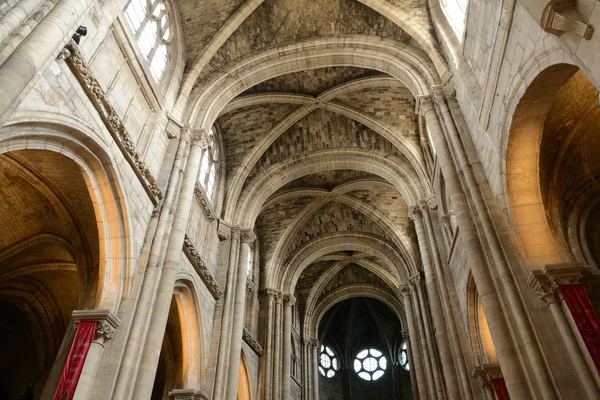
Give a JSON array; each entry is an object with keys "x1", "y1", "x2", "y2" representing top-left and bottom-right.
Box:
[
  {"x1": 541, "y1": 2, "x2": 594, "y2": 40},
  {"x1": 183, "y1": 234, "x2": 224, "y2": 300},
  {"x1": 243, "y1": 327, "x2": 263, "y2": 355},
  {"x1": 64, "y1": 42, "x2": 163, "y2": 204}
]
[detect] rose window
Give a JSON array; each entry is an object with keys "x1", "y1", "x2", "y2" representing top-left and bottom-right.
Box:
[
  {"x1": 353, "y1": 348, "x2": 387, "y2": 381},
  {"x1": 318, "y1": 345, "x2": 339, "y2": 378}
]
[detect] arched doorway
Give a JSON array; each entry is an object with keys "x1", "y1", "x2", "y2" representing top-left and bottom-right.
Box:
[{"x1": 237, "y1": 351, "x2": 253, "y2": 400}]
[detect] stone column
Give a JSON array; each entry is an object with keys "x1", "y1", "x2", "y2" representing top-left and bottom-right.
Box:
[
  {"x1": 400, "y1": 285, "x2": 429, "y2": 400},
  {"x1": 410, "y1": 275, "x2": 444, "y2": 398},
  {"x1": 272, "y1": 292, "x2": 283, "y2": 399},
  {"x1": 419, "y1": 97, "x2": 532, "y2": 399},
  {"x1": 433, "y1": 88, "x2": 559, "y2": 399},
  {"x1": 260, "y1": 289, "x2": 278, "y2": 400},
  {"x1": 402, "y1": 330, "x2": 420, "y2": 400},
  {"x1": 281, "y1": 294, "x2": 295, "y2": 399},
  {"x1": 528, "y1": 265, "x2": 600, "y2": 398},
  {"x1": 214, "y1": 225, "x2": 241, "y2": 398},
  {"x1": 71, "y1": 310, "x2": 119, "y2": 400},
  {"x1": 132, "y1": 130, "x2": 208, "y2": 400},
  {"x1": 310, "y1": 338, "x2": 319, "y2": 400},
  {"x1": 225, "y1": 230, "x2": 256, "y2": 400},
  {"x1": 420, "y1": 200, "x2": 473, "y2": 400},
  {"x1": 409, "y1": 204, "x2": 460, "y2": 399}
]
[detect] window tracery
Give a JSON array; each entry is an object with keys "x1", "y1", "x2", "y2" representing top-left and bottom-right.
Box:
[
  {"x1": 123, "y1": 0, "x2": 172, "y2": 82},
  {"x1": 198, "y1": 127, "x2": 219, "y2": 202},
  {"x1": 353, "y1": 348, "x2": 387, "y2": 381},
  {"x1": 318, "y1": 345, "x2": 339, "y2": 378}
]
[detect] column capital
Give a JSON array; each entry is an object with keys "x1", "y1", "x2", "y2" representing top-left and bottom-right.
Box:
[
  {"x1": 230, "y1": 227, "x2": 241, "y2": 240},
  {"x1": 409, "y1": 273, "x2": 422, "y2": 288},
  {"x1": 432, "y1": 86, "x2": 446, "y2": 105},
  {"x1": 417, "y1": 96, "x2": 435, "y2": 116},
  {"x1": 240, "y1": 229, "x2": 256, "y2": 244},
  {"x1": 169, "y1": 388, "x2": 210, "y2": 400},
  {"x1": 191, "y1": 129, "x2": 209, "y2": 149},
  {"x1": 284, "y1": 294, "x2": 296, "y2": 307},
  {"x1": 304, "y1": 336, "x2": 318, "y2": 348},
  {"x1": 401, "y1": 329, "x2": 410, "y2": 340},
  {"x1": 408, "y1": 205, "x2": 422, "y2": 221},
  {"x1": 527, "y1": 270, "x2": 559, "y2": 305},
  {"x1": 72, "y1": 309, "x2": 120, "y2": 344},
  {"x1": 260, "y1": 288, "x2": 281, "y2": 300},
  {"x1": 473, "y1": 365, "x2": 502, "y2": 390},
  {"x1": 400, "y1": 284, "x2": 412, "y2": 299}
]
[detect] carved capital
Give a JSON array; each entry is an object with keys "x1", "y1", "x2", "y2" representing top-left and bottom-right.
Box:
[
  {"x1": 432, "y1": 86, "x2": 446, "y2": 105},
  {"x1": 230, "y1": 227, "x2": 241, "y2": 241},
  {"x1": 401, "y1": 329, "x2": 410, "y2": 340},
  {"x1": 305, "y1": 336, "x2": 318, "y2": 348},
  {"x1": 240, "y1": 229, "x2": 256, "y2": 244},
  {"x1": 475, "y1": 374, "x2": 493, "y2": 391},
  {"x1": 408, "y1": 205, "x2": 422, "y2": 222},
  {"x1": 527, "y1": 270, "x2": 559, "y2": 305},
  {"x1": 72, "y1": 309, "x2": 120, "y2": 344},
  {"x1": 191, "y1": 129, "x2": 209, "y2": 148},
  {"x1": 284, "y1": 294, "x2": 296, "y2": 307},
  {"x1": 399, "y1": 284, "x2": 411, "y2": 299},
  {"x1": 473, "y1": 365, "x2": 502, "y2": 391},
  {"x1": 243, "y1": 327, "x2": 264, "y2": 355},
  {"x1": 409, "y1": 273, "x2": 422, "y2": 288},
  {"x1": 261, "y1": 288, "x2": 281, "y2": 301},
  {"x1": 441, "y1": 214, "x2": 451, "y2": 226},
  {"x1": 418, "y1": 96, "x2": 435, "y2": 116}
]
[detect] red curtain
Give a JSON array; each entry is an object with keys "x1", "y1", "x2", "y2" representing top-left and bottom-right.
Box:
[
  {"x1": 491, "y1": 378, "x2": 510, "y2": 400},
  {"x1": 53, "y1": 321, "x2": 98, "y2": 400},
  {"x1": 559, "y1": 284, "x2": 600, "y2": 375}
]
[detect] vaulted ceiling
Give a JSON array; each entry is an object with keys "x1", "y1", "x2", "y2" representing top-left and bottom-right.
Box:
[{"x1": 176, "y1": 0, "x2": 440, "y2": 326}]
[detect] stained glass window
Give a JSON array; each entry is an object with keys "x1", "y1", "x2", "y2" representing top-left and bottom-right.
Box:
[
  {"x1": 318, "y1": 345, "x2": 339, "y2": 378},
  {"x1": 353, "y1": 348, "x2": 387, "y2": 381}
]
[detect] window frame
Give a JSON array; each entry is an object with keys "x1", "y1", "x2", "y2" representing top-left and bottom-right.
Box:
[
  {"x1": 318, "y1": 345, "x2": 340, "y2": 379},
  {"x1": 353, "y1": 348, "x2": 388, "y2": 381},
  {"x1": 197, "y1": 127, "x2": 220, "y2": 204}
]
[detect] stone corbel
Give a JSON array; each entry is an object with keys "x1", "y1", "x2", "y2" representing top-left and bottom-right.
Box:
[
  {"x1": 165, "y1": 115, "x2": 183, "y2": 139},
  {"x1": 540, "y1": 1, "x2": 594, "y2": 40},
  {"x1": 72, "y1": 309, "x2": 120, "y2": 345},
  {"x1": 528, "y1": 263, "x2": 590, "y2": 304},
  {"x1": 217, "y1": 220, "x2": 232, "y2": 240},
  {"x1": 169, "y1": 388, "x2": 210, "y2": 400},
  {"x1": 527, "y1": 269, "x2": 560, "y2": 305}
]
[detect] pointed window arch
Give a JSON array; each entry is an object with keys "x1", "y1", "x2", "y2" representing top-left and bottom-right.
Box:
[
  {"x1": 442, "y1": 0, "x2": 468, "y2": 41},
  {"x1": 123, "y1": 0, "x2": 172, "y2": 82},
  {"x1": 198, "y1": 126, "x2": 220, "y2": 202}
]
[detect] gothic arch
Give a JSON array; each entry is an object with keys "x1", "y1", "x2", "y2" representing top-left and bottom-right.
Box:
[{"x1": 237, "y1": 350, "x2": 253, "y2": 400}]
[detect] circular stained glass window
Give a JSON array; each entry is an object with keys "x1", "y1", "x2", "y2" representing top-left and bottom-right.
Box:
[
  {"x1": 400, "y1": 341, "x2": 410, "y2": 371},
  {"x1": 353, "y1": 348, "x2": 387, "y2": 381},
  {"x1": 318, "y1": 345, "x2": 339, "y2": 378}
]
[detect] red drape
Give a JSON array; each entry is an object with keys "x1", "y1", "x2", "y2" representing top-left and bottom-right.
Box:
[
  {"x1": 491, "y1": 378, "x2": 510, "y2": 400},
  {"x1": 559, "y1": 284, "x2": 600, "y2": 375},
  {"x1": 53, "y1": 321, "x2": 98, "y2": 400}
]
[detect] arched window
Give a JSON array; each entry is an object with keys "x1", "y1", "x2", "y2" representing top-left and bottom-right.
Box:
[
  {"x1": 319, "y1": 345, "x2": 339, "y2": 378},
  {"x1": 123, "y1": 0, "x2": 172, "y2": 81},
  {"x1": 198, "y1": 127, "x2": 219, "y2": 201},
  {"x1": 353, "y1": 348, "x2": 387, "y2": 381},
  {"x1": 400, "y1": 341, "x2": 410, "y2": 371},
  {"x1": 442, "y1": 0, "x2": 468, "y2": 41},
  {"x1": 246, "y1": 245, "x2": 253, "y2": 277}
]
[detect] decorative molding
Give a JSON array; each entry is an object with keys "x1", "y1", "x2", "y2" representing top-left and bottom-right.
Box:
[
  {"x1": 243, "y1": 327, "x2": 263, "y2": 355},
  {"x1": 169, "y1": 388, "x2": 210, "y2": 400},
  {"x1": 191, "y1": 129, "x2": 209, "y2": 149},
  {"x1": 527, "y1": 270, "x2": 559, "y2": 305},
  {"x1": 399, "y1": 284, "x2": 411, "y2": 299},
  {"x1": 401, "y1": 329, "x2": 410, "y2": 341},
  {"x1": 528, "y1": 263, "x2": 590, "y2": 305},
  {"x1": 194, "y1": 184, "x2": 216, "y2": 222},
  {"x1": 541, "y1": 2, "x2": 594, "y2": 40},
  {"x1": 183, "y1": 235, "x2": 223, "y2": 300},
  {"x1": 260, "y1": 288, "x2": 281, "y2": 301},
  {"x1": 64, "y1": 42, "x2": 163, "y2": 204},
  {"x1": 431, "y1": 86, "x2": 446, "y2": 105},
  {"x1": 473, "y1": 365, "x2": 502, "y2": 390},
  {"x1": 416, "y1": 96, "x2": 435, "y2": 116},
  {"x1": 72, "y1": 309, "x2": 120, "y2": 343},
  {"x1": 408, "y1": 205, "x2": 421, "y2": 221}
]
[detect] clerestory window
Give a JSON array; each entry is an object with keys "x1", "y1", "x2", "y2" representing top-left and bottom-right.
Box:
[
  {"x1": 400, "y1": 341, "x2": 410, "y2": 371},
  {"x1": 441, "y1": 0, "x2": 468, "y2": 42},
  {"x1": 123, "y1": 0, "x2": 172, "y2": 82},
  {"x1": 319, "y1": 345, "x2": 339, "y2": 378},
  {"x1": 198, "y1": 127, "x2": 219, "y2": 201},
  {"x1": 353, "y1": 348, "x2": 387, "y2": 381}
]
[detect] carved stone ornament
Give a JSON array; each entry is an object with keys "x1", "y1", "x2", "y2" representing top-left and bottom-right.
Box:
[
  {"x1": 260, "y1": 288, "x2": 281, "y2": 301},
  {"x1": 64, "y1": 42, "x2": 163, "y2": 204},
  {"x1": 240, "y1": 229, "x2": 257, "y2": 244},
  {"x1": 71, "y1": 309, "x2": 120, "y2": 344},
  {"x1": 401, "y1": 329, "x2": 410, "y2": 340},
  {"x1": 169, "y1": 388, "x2": 210, "y2": 400},
  {"x1": 475, "y1": 374, "x2": 493, "y2": 391},
  {"x1": 194, "y1": 184, "x2": 216, "y2": 222},
  {"x1": 304, "y1": 337, "x2": 318, "y2": 348},
  {"x1": 528, "y1": 263, "x2": 591, "y2": 305},
  {"x1": 473, "y1": 365, "x2": 502, "y2": 390},
  {"x1": 399, "y1": 284, "x2": 412, "y2": 299},
  {"x1": 242, "y1": 327, "x2": 264, "y2": 355},
  {"x1": 432, "y1": 86, "x2": 446, "y2": 105},
  {"x1": 246, "y1": 278, "x2": 255, "y2": 293},
  {"x1": 183, "y1": 235, "x2": 224, "y2": 300},
  {"x1": 527, "y1": 270, "x2": 559, "y2": 305},
  {"x1": 408, "y1": 205, "x2": 422, "y2": 221},
  {"x1": 217, "y1": 220, "x2": 232, "y2": 241},
  {"x1": 191, "y1": 129, "x2": 209, "y2": 149}
]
